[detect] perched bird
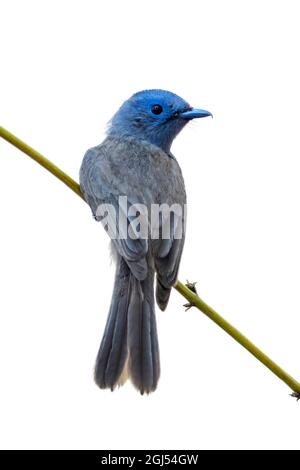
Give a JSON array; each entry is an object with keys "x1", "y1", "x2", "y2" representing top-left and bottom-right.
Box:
[{"x1": 80, "y1": 89, "x2": 211, "y2": 394}]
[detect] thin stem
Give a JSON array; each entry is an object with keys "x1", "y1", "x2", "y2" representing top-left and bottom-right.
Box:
[
  {"x1": 176, "y1": 281, "x2": 300, "y2": 394},
  {"x1": 0, "y1": 127, "x2": 84, "y2": 200},
  {"x1": 1, "y1": 125, "x2": 300, "y2": 396}
]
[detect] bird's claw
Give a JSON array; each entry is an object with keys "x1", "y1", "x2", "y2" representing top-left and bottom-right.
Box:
[
  {"x1": 183, "y1": 302, "x2": 193, "y2": 311},
  {"x1": 186, "y1": 281, "x2": 198, "y2": 294},
  {"x1": 290, "y1": 392, "x2": 300, "y2": 401},
  {"x1": 183, "y1": 280, "x2": 198, "y2": 311}
]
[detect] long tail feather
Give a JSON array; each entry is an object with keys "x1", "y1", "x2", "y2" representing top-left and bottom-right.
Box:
[{"x1": 94, "y1": 257, "x2": 160, "y2": 393}]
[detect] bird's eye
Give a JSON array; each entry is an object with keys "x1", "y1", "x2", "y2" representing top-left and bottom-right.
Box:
[{"x1": 151, "y1": 104, "x2": 163, "y2": 115}]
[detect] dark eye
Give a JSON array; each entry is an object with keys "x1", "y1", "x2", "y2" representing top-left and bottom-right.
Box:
[{"x1": 151, "y1": 104, "x2": 163, "y2": 115}]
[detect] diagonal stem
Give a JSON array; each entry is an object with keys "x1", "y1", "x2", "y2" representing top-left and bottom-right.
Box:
[
  {"x1": 176, "y1": 281, "x2": 300, "y2": 394},
  {"x1": 0, "y1": 127, "x2": 84, "y2": 200},
  {"x1": 1, "y1": 125, "x2": 300, "y2": 397}
]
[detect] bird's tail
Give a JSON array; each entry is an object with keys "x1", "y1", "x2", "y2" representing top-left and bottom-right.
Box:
[{"x1": 94, "y1": 256, "x2": 160, "y2": 394}]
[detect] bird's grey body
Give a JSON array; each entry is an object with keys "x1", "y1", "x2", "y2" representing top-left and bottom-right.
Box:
[
  {"x1": 80, "y1": 136, "x2": 186, "y2": 393},
  {"x1": 79, "y1": 89, "x2": 211, "y2": 393}
]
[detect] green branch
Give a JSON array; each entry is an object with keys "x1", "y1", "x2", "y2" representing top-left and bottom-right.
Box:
[
  {"x1": 0, "y1": 127, "x2": 83, "y2": 200},
  {"x1": 1, "y1": 125, "x2": 300, "y2": 398}
]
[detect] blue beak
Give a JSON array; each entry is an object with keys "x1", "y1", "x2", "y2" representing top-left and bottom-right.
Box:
[{"x1": 180, "y1": 108, "x2": 212, "y2": 119}]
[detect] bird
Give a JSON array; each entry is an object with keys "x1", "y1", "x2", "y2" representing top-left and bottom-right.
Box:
[{"x1": 79, "y1": 89, "x2": 211, "y2": 394}]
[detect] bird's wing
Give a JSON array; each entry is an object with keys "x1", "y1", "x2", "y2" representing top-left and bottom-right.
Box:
[
  {"x1": 154, "y1": 211, "x2": 186, "y2": 287},
  {"x1": 80, "y1": 145, "x2": 148, "y2": 280}
]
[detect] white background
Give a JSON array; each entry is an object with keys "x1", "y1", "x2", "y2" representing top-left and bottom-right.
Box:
[{"x1": 1, "y1": 0, "x2": 300, "y2": 450}]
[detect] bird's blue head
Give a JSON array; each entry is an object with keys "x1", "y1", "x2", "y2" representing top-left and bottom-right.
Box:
[{"x1": 108, "y1": 89, "x2": 212, "y2": 153}]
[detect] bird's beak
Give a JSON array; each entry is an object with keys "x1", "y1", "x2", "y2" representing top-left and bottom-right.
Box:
[{"x1": 180, "y1": 108, "x2": 213, "y2": 119}]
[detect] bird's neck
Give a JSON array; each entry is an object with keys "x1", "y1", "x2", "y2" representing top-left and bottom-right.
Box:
[{"x1": 107, "y1": 127, "x2": 172, "y2": 154}]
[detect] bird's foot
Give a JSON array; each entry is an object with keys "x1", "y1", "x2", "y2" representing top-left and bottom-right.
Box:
[
  {"x1": 290, "y1": 392, "x2": 300, "y2": 401},
  {"x1": 183, "y1": 280, "x2": 198, "y2": 311}
]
